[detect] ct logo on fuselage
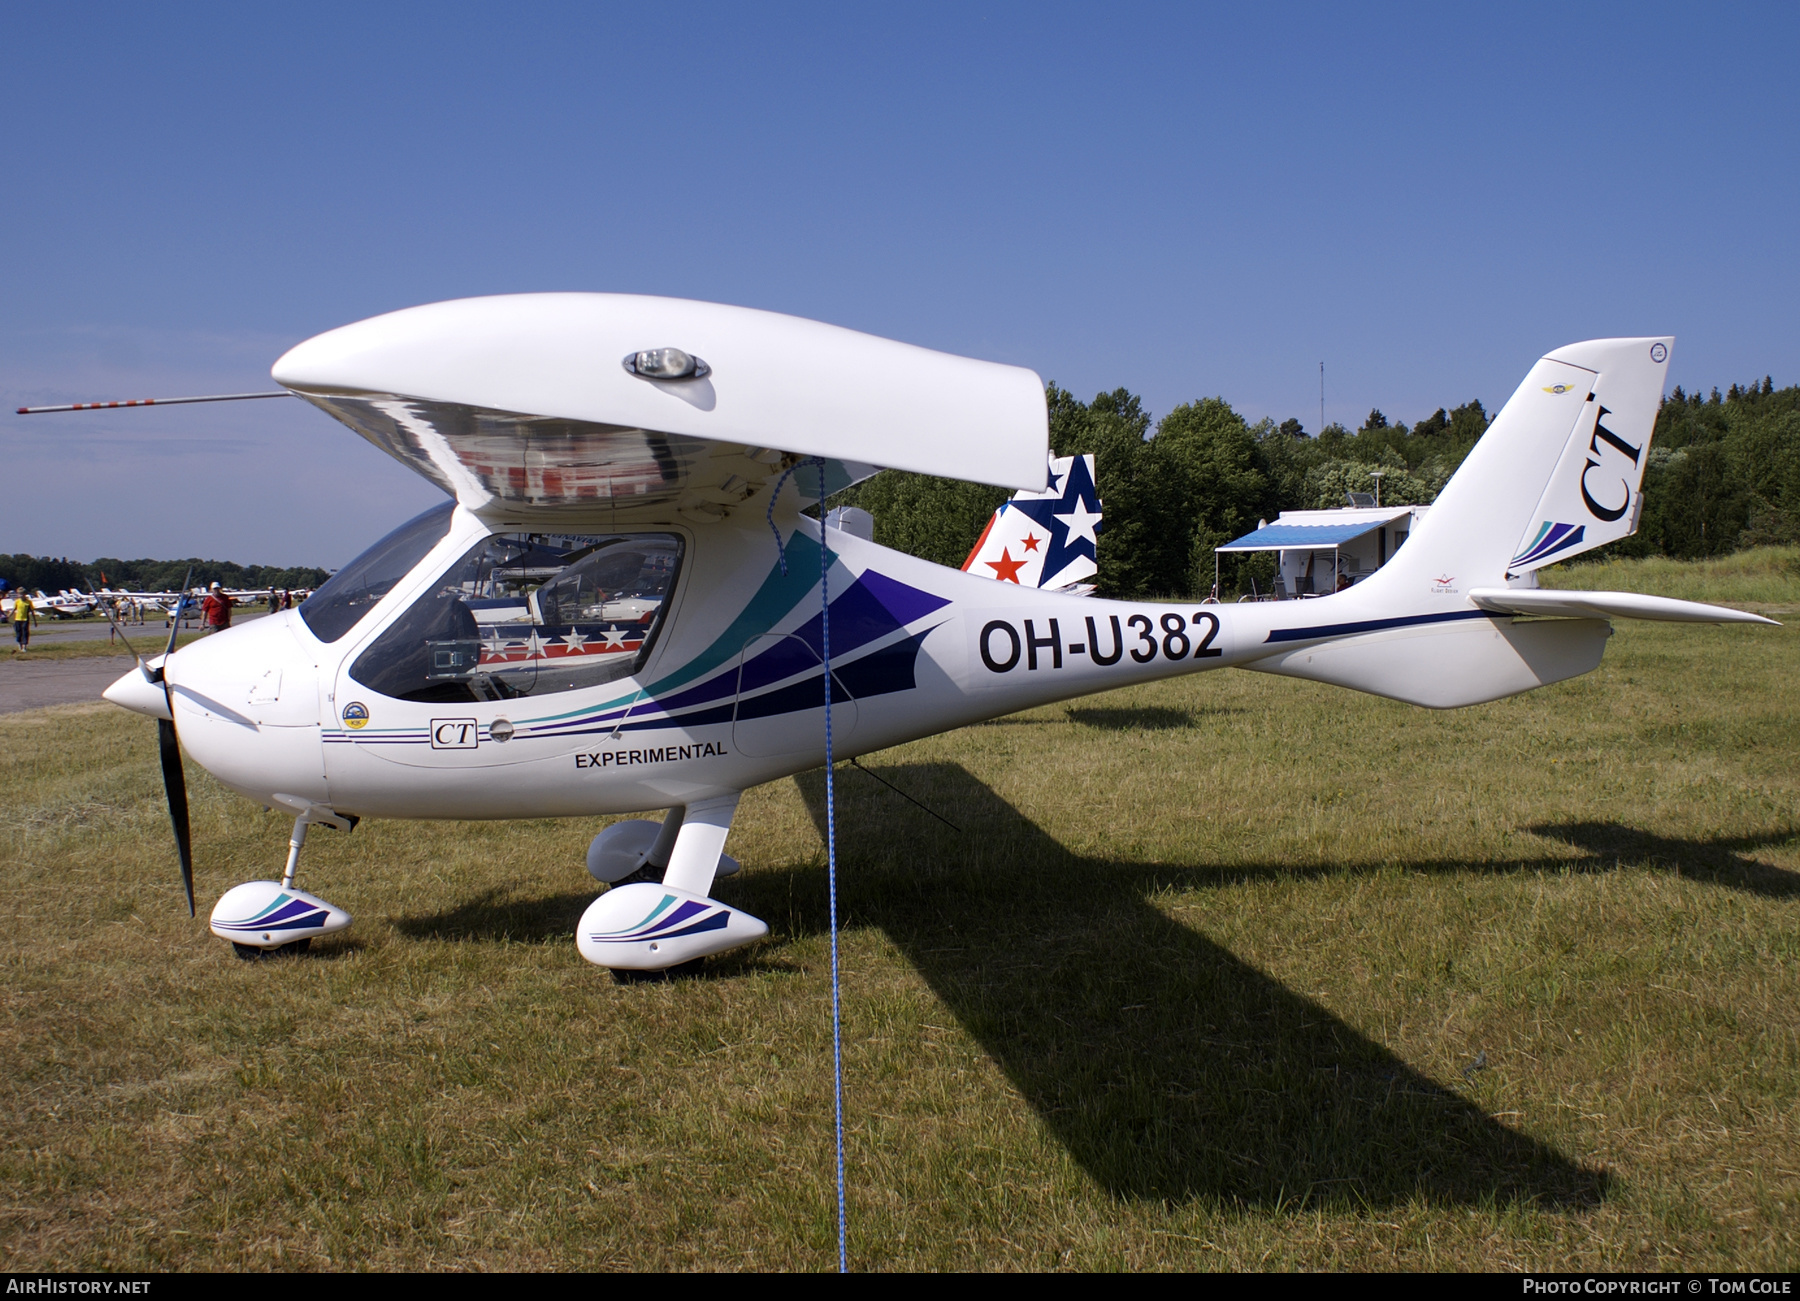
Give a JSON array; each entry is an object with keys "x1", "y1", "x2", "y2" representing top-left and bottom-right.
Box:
[
  {"x1": 431, "y1": 718, "x2": 479, "y2": 750},
  {"x1": 341, "y1": 701, "x2": 370, "y2": 730}
]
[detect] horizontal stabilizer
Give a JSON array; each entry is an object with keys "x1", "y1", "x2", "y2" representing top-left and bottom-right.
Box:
[{"x1": 1468, "y1": 588, "x2": 1779, "y2": 625}]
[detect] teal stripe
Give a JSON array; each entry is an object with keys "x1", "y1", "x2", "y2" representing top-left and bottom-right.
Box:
[
  {"x1": 521, "y1": 531, "x2": 839, "y2": 726},
  {"x1": 643, "y1": 532, "x2": 835, "y2": 697},
  {"x1": 595, "y1": 892, "x2": 676, "y2": 938}
]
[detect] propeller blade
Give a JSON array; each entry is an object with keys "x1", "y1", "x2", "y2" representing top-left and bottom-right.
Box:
[
  {"x1": 150, "y1": 566, "x2": 194, "y2": 681},
  {"x1": 95, "y1": 597, "x2": 148, "y2": 674},
  {"x1": 157, "y1": 716, "x2": 195, "y2": 917}
]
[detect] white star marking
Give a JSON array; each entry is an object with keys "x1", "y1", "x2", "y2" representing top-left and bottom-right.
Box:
[
  {"x1": 522, "y1": 630, "x2": 548, "y2": 659},
  {"x1": 1053, "y1": 498, "x2": 1102, "y2": 547},
  {"x1": 560, "y1": 629, "x2": 588, "y2": 653},
  {"x1": 600, "y1": 624, "x2": 627, "y2": 649}
]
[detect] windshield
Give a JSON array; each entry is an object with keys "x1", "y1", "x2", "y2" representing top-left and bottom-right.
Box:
[
  {"x1": 298, "y1": 501, "x2": 456, "y2": 643},
  {"x1": 349, "y1": 530, "x2": 683, "y2": 703}
]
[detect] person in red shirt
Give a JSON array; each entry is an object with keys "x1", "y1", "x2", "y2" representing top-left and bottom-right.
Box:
[{"x1": 201, "y1": 582, "x2": 232, "y2": 634}]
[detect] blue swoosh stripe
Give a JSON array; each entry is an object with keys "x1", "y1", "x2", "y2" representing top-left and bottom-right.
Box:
[{"x1": 1265, "y1": 608, "x2": 1495, "y2": 644}]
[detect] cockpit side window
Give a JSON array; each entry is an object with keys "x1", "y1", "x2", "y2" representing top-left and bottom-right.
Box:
[
  {"x1": 299, "y1": 501, "x2": 457, "y2": 643},
  {"x1": 349, "y1": 531, "x2": 683, "y2": 703}
]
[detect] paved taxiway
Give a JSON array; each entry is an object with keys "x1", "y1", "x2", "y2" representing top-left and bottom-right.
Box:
[
  {"x1": 0, "y1": 614, "x2": 272, "y2": 714},
  {"x1": 0, "y1": 658, "x2": 141, "y2": 714}
]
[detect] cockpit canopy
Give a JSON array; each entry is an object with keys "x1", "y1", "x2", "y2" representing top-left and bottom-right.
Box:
[
  {"x1": 353, "y1": 529, "x2": 681, "y2": 703},
  {"x1": 298, "y1": 502, "x2": 457, "y2": 644},
  {"x1": 300, "y1": 509, "x2": 683, "y2": 704}
]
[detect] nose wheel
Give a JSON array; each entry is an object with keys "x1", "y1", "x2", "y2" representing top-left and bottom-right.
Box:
[
  {"x1": 232, "y1": 937, "x2": 312, "y2": 961},
  {"x1": 209, "y1": 797, "x2": 355, "y2": 956}
]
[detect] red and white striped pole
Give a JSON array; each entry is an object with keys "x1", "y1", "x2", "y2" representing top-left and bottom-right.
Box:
[{"x1": 16, "y1": 391, "x2": 291, "y2": 415}]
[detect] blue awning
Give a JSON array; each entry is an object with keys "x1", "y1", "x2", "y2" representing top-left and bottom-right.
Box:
[{"x1": 1216, "y1": 521, "x2": 1381, "y2": 551}]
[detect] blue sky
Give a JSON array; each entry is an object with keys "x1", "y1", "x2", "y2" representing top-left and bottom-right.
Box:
[{"x1": 4, "y1": 1, "x2": 1795, "y2": 567}]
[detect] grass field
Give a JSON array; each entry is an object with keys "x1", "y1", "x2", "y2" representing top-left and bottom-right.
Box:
[{"x1": 1, "y1": 556, "x2": 1796, "y2": 1270}]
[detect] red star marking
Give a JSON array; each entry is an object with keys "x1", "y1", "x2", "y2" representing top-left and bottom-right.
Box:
[
  {"x1": 987, "y1": 548, "x2": 1026, "y2": 583},
  {"x1": 1021, "y1": 533, "x2": 1041, "y2": 553}
]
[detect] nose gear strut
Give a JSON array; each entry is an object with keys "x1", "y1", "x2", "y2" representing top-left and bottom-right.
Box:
[{"x1": 208, "y1": 796, "x2": 356, "y2": 960}]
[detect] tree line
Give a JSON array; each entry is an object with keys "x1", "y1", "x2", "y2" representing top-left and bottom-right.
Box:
[
  {"x1": 836, "y1": 376, "x2": 1799, "y2": 599},
  {"x1": 6, "y1": 375, "x2": 1792, "y2": 605},
  {"x1": 0, "y1": 554, "x2": 331, "y2": 595}
]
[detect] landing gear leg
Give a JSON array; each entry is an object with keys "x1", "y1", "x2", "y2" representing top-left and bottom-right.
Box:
[
  {"x1": 280, "y1": 816, "x2": 310, "y2": 889},
  {"x1": 643, "y1": 806, "x2": 685, "y2": 875},
  {"x1": 660, "y1": 793, "x2": 739, "y2": 897},
  {"x1": 586, "y1": 804, "x2": 742, "y2": 885},
  {"x1": 208, "y1": 798, "x2": 355, "y2": 955}
]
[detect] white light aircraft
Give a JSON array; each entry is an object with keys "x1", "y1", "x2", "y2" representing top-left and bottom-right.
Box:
[
  {"x1": 0, "y1": 589, "x2": 102, "y2": 619},
  {"x1": 50, "y1": 295, "x2": 1774, "y2": 972},
  {"x1": 10, "y1": 589, "x2": 99, "y2": 618}
]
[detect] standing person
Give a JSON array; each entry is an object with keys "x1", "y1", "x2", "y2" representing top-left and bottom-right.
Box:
[
  {"x1": 12, "y1": 592, "x2": 35, "y2": 652},
  {"x1": 202, "y1": 581, "x2": 232, "y2": 634}
]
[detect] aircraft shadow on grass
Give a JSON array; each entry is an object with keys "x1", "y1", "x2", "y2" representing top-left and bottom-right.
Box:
[
  {"x1": 759, "y1": 761, "x2": 1608, "y2": 1210},
  {"x1": 392, "y1": 886, "x2": 594, "y2": 944},
  {"x1": 388, "y1": 765, "x2": 1795, "y2": 1207},
  {"x1": 1062, "y1": 705, "x2": 1243, "y2": 730},
  {"x1": 1524, "y1": 822, "x2": 1800, "y2": 899}
]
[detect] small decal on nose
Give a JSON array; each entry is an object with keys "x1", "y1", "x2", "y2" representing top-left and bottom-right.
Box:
[{"x1": 341, "y1": 701, "x2": 370, "y2": 730}]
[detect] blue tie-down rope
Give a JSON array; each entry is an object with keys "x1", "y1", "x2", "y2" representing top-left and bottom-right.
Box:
[
  {"x1": 770, "y1": 456, "x2": 847, "y2": 1269},
  {"x1": 767, "y1": 460, "x2": 803, "y2": 576},
  {"x1": 816, "y1": 457, "x2": 848, "y2": 1273}
]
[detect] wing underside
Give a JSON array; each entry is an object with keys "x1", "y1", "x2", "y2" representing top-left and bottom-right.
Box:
[{"x1": 295, "y1": 391, "x2": 876, "y2": 521}]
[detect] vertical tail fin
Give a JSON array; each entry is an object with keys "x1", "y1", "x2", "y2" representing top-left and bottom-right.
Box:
[
  {"x1": 1367, "y1": 337, "x2": 1672, "y2": 604},
  {"x1": 962, "y1": 453, "x2": 1102, "y2": 591}
]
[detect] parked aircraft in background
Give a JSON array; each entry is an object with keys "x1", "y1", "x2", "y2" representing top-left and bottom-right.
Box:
[{"x1": 0, "y1": 589, "x2": 96, "y2": 619}]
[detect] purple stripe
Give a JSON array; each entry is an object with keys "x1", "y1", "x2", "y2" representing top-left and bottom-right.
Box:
[
  {"x1": 216, "y1": 896, "x2": 316, "y2": 928},
  {"x1": 592, "y1": 898, "x2": 710, "y2": 941},
  {"x1": 658, "y1": 912, "x2": 732, "y2": 939},
  {"x1": 1512, "y1": 521, "x2": 1584, "y2": 567},
  {"x1": 216, "y1": 908, "x2": 329, "y2": 933}
]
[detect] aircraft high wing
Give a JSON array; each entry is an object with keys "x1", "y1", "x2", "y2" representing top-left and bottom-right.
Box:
[{"x1": 271, "y1": 292, "x2": 1049, "y2": 522}]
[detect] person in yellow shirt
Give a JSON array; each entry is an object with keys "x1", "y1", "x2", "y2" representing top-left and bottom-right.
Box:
[{"x1": 12, "y1": 592, "x2": 37, "y2": 652}]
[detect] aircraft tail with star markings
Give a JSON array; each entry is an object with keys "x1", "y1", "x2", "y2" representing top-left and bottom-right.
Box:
[{"x1": 962, "y1": 452, "x2": 1102, "y2": 595}]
